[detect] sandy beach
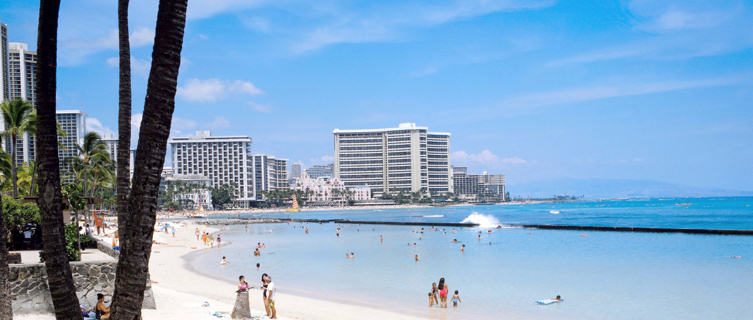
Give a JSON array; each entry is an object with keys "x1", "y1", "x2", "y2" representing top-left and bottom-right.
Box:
[{"x1": 18, "y1": 220, "x2": 430, "y2": 320}]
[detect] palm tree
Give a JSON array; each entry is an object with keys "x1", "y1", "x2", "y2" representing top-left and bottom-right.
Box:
[
  {"x1": 35, "y1": 0, "x2": 83, "y2": 318},
  {"x1": 0, "y1": 197, "x2": 12, "y2": 319},
  {"x1": 117, "y1": 0, "x2": 132, "y2": 238},
  {"x1": 1, "y1": 99, "x2": 35, "y2": 198},
  {"x1": 0, "y1": 151, "x2": 12, "y2": 193},
  {"x1": 110, "y1": 1, "x2": 188, "y2": 318}
]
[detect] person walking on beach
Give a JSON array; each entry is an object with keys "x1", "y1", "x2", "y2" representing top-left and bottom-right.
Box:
[
  {"x1": 452, "y1": 290, "x2": 461, "y2": 307},
  {"x1": 231, "y1": 275, "x2": 251, "y2": 319},
  {"x1": 217, "y1": 234, "x2": 222, "y2": 248},
  {"x1": 195, "y1": 227, "x2": 200, "y2": 240},
  {"x1": 262, "y1": 273, "x2": 271, "y2": 317},
  {"x1": 265, "y1": 275, "x2": 277, "y2": 319},
  {"x1": 438, "y1": 278, "x2": 449, "y2": 308}
]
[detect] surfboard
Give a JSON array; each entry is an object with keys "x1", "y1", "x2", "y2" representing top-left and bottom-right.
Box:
[{"x1": 537, "y1": 299, "x2": 563, "y2": 305}]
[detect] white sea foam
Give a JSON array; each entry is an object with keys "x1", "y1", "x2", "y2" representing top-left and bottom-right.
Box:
[
  {"x1": 423, "y1": 214, "x2": 444, "y2": 218},
  {"x1": 460, "y1": 212, "x2": 501, "y2": 228}
]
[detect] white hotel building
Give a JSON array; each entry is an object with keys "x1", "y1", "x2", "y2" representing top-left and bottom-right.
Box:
[
  {"x1": 333, "y1": 123, "x2": 452, "y2": 197},
  {"x1": 169, "y1": 131, "x2": 289, "y2": 206},
  {"x1": 170, "y1": 131, "x2": 255, "y2": 206}
]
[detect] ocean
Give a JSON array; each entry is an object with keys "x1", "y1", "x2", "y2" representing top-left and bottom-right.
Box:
[{"x1": 187, "y1": 197, "x2": 753, "y2": 319}]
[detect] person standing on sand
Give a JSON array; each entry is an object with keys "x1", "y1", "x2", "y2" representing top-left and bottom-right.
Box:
[
  {"x1": 231, "y1": 275, "x2": 251, "y2": 319},
  {"x1": 262, "y1": 273, "x2": 271, "y2": 317},
  {"x1": 266, "y1": 275, "x2": 277, "y2": 319},
  {"x1": 217, "y1": 234, "x2": 222, "y2": 248},
  {"x1": 195, "y1": 227, "x2": 200, "y2": 240}
]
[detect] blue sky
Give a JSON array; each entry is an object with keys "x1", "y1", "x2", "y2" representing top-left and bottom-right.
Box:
[{"x1": 1, "y1": 0, "x2": 752, "y2": 191}]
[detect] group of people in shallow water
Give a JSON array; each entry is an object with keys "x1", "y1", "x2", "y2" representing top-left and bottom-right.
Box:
[
  {"x1": 232, "y1": 273, "x2": 277, "y2": 319},
  {"x1": 196, "y1": 227, "x2": 222, "y2": 248},
  {"x1": 429, "y1": 277, "x2": 461, "y2": 308}
]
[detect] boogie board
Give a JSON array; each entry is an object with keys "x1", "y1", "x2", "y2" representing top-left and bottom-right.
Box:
[{"x1": 537, "y1": 299, "x2": 563, "y2": 305}]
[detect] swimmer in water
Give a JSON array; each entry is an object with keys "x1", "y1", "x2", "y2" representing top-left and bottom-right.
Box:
[
  {"x1": 461, "y1": 244, "x2": 465, "y2": 253},
  {"x1": 415, "y1": 254, "x2": 420, "y2": 262},
  {"x1": 220, "y1": 256, "x2": 228, "y2": 265},
  {"x1": 452, "y1": 290, "x2": 461, "y2": 307}
]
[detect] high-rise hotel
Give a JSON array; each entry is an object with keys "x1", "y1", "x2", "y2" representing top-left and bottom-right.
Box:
[
  {"x1": 333, "y1": 123, "x2": 452, "y2": 197},
  {"x1": 169, "y1": 131, "x2": 289, "y2": 207}
]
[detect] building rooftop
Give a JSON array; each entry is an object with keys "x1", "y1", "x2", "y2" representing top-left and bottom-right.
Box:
[{"x1": 333, "y1": 122, "x2": 449, "y2": 135}]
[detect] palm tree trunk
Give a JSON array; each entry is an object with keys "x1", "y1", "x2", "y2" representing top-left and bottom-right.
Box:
[
  {"x1": 11, "y1": 133, "x2": 18, "y2": 198},
  {"x1": 29, "y1": 160, "x2": 37, "y2": 196},
  {"x1": 0, "y1": 197, "x2": 13, "y2": 319},
  {"x1": 110, "y1": 1, "x2": 187, "y2": 318},
  {"x1": 116, "y1": 0, "x2": 132, "y2": 240},
  {"x1": 35, "y1": 0, "x2": 82, "y2": 318}
]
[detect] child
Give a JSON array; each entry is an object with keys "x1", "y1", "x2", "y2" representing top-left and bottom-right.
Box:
[
  {"x1": 452, "y1": 290, "x2": 461, "y2": 307},
  {"x1": 428, "y1": 292, "x2": 434, "y2": 307}
]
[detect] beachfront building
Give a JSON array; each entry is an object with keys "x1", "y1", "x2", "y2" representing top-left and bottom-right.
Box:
[
  {"x1": 0, "y1": 21, "x2": 8, "y2": 101},
  {"x1": 101, "y1": 134, "x2": 118, "y2": 164},
  {"x1": 333, "y1": 123, "x2": 452, "y2": 197},
  {"x1": 57, "y1": 110, "x2": 87, "y2": 173},
  {"x1": 305, "y1": 163, "x2": 334, "y2": 179},
  {"x1": 169, "y1": 130, "x2": 254, "y2": 207},
  {"x1": 252, "y1": 154, "x2": 289, "y2": 201},
  {"x1": 162, "y1": 173, "x2": 214, "y2": 211},
  {"x1": 452, "y1": 166, "x2": 506, "y2": 202},
  {"x1": 293, "y1": 172, "x2": 371, "y2": 205},
  {"x1": 291, "y1": 163, "x2": 302, "y2": 179},
  {"x1": 7, "y1": 42, "x2": 37, "y2": 107}
]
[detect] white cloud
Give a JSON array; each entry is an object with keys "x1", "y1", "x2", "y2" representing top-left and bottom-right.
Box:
[
  {"x1": 452, "y1": 150, "x2": 527, "y2": 167},
  {"x1": 172, "y1": 117, "x2": 198, "y2": 131},
  {"x1": 207, "y1": 116, "x2": 231, "y2": 129},
  {"x1": 548, "y1": 1, "x2": 753, "y2": 66},
  {"x1": 187, "y1": 0, "x2": 267, "y2": 20},
  {"x1": 86, "y1": 117, "x2": 115, "y2": 138},
  {"x1": 106, "y1": 56, "x2": 152, "y2": 77},
  {"x1": 292, "y1": 0, "x2": 554, "y2": 53},
  {"x1": 247, "y1": 101, "x2": 272, "y2": 113},
  {"x1": 320, "y1": 155, "x2": 335, "y2": 163},
  {"x1": 61, "y1": 27, "x2": 155, "y2": 66},
  {"x1": 177, "y1": 79, "x2": 263, "y2": 102},
  {"x1": 130, "y1": 27, "x2": 155, "y2": 46},
  {"x1": 496, "y1": 76, "x2": 745, "y2": 109},
  {"x1": 409, "y1": 66, "x2": 438, "y2": 77}
]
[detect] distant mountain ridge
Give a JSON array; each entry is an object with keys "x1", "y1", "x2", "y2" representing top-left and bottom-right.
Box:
[{"x1": 509, "y1": 178, "x2": 753, "y2": 199}]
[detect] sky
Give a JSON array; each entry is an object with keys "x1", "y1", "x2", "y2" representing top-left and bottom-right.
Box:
[{"x1": 1, "y1": 0, "x2": 752, "y2": 191}]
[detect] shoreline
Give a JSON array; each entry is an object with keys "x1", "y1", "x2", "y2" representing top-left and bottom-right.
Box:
[{"x1": 158, "y1": 199, "x2": 580, "y2": 218}]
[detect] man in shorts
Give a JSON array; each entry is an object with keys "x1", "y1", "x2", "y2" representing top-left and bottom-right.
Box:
[{"x1": 265, "y1": 276, "x2": 277, "y2": 319}]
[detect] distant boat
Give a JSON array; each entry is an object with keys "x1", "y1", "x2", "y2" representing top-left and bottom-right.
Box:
[
  {"x1": 549, "y1": 210, "x2": 560, "y2": 214},
  {"x1": 286, "y1": 194, "x2": 300, "y2": 212}
]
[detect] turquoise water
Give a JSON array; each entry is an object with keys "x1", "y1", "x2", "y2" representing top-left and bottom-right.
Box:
[
  {"x1": 190, "y1": 198, "x2": 753, "y2": 319},
  {"x1": 219, "y1": 197, "x2": 753, "y2": 230}
]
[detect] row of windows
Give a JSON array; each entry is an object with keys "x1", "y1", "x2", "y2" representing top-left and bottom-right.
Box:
[
  {"x1": 388, "y1": 165, "x2": 412, "y2": 170},
  {"x1": 340, "y1": 174, "x2": 383, "y2": 179},
  {"x1": 340, "y1": 145, "x2": 382, "y2": 151},
  {"x1": 388, "y1": 173, "x2": 412, "y2": 178},
  {"x1": 340, "y1": 166, "x2": 382, "y2": 172},
  {"x1": 427, "y1": 148, "x2": 448, "y2": 152},
  {"x1": 340, "y1": 152, "x2": 383, "y2": 158},
  {"x1": 340, "y1": 160, "x2": 383, "y2": 165},
  {"x1": 387, "y1": 136, "x2": 411, "y2": 142},
  {"x1": 428, "y1": 168, "x2": 448, "y2": 172},
  {"x1": 388, "y1": 151, "x2": 411, "y2": 156},
  {"x1": 427, "y1": 141, "x2": 447, "y2": 146},
  {"x1": 388, "y1": 144, "x2": 411, "y2": 149},
  {"x1": 428, "y1": 161, "x2": 448, "y2": 166},
  {"x1": 429, "y1": 175, "x2": 449, "y2": 179},
  {"x1": 428, "y1": 154, "x2": 447, "y2": 159},
  {"x1": 338, "y1": 138, "x2": 382, "y2": 144}
]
